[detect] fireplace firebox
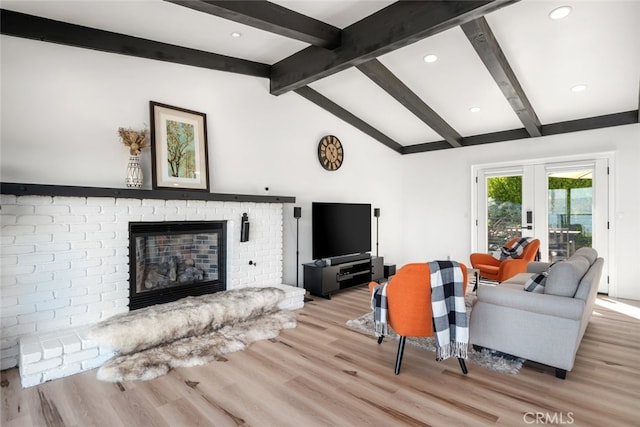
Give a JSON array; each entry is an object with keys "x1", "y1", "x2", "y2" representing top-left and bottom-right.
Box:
[{"x1": 128, "y1": 221, "x2": 226, "y2": 310}]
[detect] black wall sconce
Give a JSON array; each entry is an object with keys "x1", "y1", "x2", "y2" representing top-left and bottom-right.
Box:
[{"x1": 240, "y1": 213, "x2": 250, "y2": 242}]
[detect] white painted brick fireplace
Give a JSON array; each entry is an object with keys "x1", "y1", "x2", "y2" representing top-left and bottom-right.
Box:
[{"x1": 0, "y1": 189, "x2": 303, "y2": 387}]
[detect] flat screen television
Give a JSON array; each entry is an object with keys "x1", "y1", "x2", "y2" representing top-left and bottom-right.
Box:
[{"x1": 312, "y1": 202, "x2": 371, "y2": 260}]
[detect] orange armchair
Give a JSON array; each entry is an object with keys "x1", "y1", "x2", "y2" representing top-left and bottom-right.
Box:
[
  {"x1": 470, "y1": 238, "x2": 540, "y2": 283},
  {"x1": 368, "y1": 262, "x2": 468, "y2": 375}
]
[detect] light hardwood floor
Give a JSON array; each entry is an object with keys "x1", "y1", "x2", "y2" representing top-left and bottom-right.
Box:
[{"x1": 2, "y1": 286, "x2": 639, "y2": 426}]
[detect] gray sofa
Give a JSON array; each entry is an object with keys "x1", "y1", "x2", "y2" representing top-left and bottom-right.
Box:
[{"x1": 469, "y1": 247, "x2": 604, "y2": 379}]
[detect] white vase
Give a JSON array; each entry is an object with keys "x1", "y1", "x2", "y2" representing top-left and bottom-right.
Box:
[{"x1": 126, "y1": 155, "x2": 143, "y2": 188}]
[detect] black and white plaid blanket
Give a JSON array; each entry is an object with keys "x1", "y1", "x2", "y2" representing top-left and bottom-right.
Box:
[
  {"x1": 371, "y1": 281, "x2": 389, "y2": 337},
  {"x1": 523, "y1": 272, "x2": 547, "y2": 293},
  {"x1": 493, "y1": 237, "x2": 533, "y2": 260},
  {"x1": 428, "y1": 260, "x2": 468, "y2": 361}
]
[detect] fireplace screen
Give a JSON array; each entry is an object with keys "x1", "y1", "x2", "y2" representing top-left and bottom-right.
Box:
[{"x1": 129, "y1": 221, "x2": 226, "y2": 310}]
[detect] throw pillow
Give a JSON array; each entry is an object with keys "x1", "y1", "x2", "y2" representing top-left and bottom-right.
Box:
[
  {"x1": 524, "y1": 272, "x2": 547, "y2": 293},
  {"x1": 545, "y1": 256, "x2": 589, "y2": 297}
]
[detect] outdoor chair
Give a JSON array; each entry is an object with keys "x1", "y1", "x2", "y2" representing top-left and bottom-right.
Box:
[{"x1": 470, "y1": 238, "x2": 540, "y2": 283}]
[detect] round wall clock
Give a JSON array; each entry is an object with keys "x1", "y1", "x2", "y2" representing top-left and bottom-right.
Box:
[{"x1": 317, "y1": 135, "x2": 344, "y2": 171}]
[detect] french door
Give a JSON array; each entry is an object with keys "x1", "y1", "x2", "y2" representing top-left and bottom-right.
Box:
[{"x1": 475, "y1": 158, "x2": 610, "y2": 293}]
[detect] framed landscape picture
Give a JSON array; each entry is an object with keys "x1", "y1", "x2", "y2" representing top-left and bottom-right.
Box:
[{"x1": 150, "y1": 101, "x2": 210, "y2": 191}]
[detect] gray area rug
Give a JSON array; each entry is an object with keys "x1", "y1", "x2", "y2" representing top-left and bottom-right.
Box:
[{"x1": 346, "y1": 292, "x2": 524, "y2": 374}]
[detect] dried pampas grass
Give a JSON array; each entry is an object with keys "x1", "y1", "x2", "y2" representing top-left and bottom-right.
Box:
[{"x1": 118, "y1": 126, "x2": 149, "y2": 155}]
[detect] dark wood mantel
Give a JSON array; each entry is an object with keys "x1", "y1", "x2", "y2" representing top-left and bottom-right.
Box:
[{"x1": 0, "y1": 182, "x2": 295, "y2": 204}]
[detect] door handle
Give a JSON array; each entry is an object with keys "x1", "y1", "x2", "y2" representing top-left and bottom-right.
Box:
[{"x1": 522, "y1": 210, "x2": 533, "y2": 230}]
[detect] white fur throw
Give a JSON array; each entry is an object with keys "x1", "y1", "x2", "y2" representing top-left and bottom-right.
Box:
[
  {"x1": 96, "y1": 309, "x2": 296, "y2": 382},
  {"x1": 89, "y1": 287, "x2": 286, "y2": 354}
]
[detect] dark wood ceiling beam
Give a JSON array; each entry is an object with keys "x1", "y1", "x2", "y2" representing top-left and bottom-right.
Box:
[
  {"x1": 294, "y1": 86, "x2": 404, "y2": 154},
  {"x1": 403, "y1": 110, "x2": 639, "y2": 154},
  {"x1": 402, "y1": 141, "x2": 455, "y2": 154},
  {"x1": 403, "y1": 128, "x2": 530, "y2": 154},
  {"x1": 462, "y1": 128, "x2": 530, "y2": 146},
  {"x1": 461, "y1": 17, "x2": 541, "y2": 137},
  {"x1": 0, "y1": 9, "x2": 270, "y2": 78},
  {"x1": 357, "y1": 59, "x2": 462, "y2": 148},
  {"x1": 541, "y1": 110, "x2": 638, "y2": 136},
  {"x1": 165, "y1": 0, "x2": 341, "y2": 48},
  {"x1": 270, "y1": 0, "x2": 519, "y2": 95}
]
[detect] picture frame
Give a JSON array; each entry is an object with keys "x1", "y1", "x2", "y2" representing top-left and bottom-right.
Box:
[{"x1": 150, "y1": 101, "x2": 210, "y2": 191}]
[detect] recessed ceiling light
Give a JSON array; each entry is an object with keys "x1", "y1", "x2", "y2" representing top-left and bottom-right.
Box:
[
  {"x1": 571, "y1": 84, "x2": 588, "y2": 93},
  {"x1": 230, "y1": 32, "x2": 242, "y2": 38},
  {"x1": 423, "y1": 54, "x2": 438, "y2": 63},
  {"x1": 549, "y1": 6, "x2": 572, "y2": 20},
  {"x1": 469, "y1": 106, "x2": 481, "y2": 113}
]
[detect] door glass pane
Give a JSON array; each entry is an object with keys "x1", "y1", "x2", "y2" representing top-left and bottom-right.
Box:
[
  {"x1": 487, "y1": 175, "x2": 522, "y2": 251},
  {"x1": 548, "y1": 170, "x2": 593, "y2": 262}
]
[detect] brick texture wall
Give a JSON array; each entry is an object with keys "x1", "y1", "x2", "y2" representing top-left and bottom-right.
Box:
[{"x1": 0, "y1": 194, "x2": 284, "y2": 370}]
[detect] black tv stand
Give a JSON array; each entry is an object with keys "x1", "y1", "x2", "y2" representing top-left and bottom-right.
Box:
[{"x1": 303, "y1": 256, "x2": 383, "y2": 299}]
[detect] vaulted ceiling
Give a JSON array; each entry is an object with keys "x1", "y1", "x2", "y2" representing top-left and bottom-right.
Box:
[{"x1": 2, "y1": 0, "x2": 639, "y2": 155}]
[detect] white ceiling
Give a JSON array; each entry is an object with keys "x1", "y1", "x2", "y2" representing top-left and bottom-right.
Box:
[{"x1": 3, "y1": 0, "x2": 639, "y2": 149}]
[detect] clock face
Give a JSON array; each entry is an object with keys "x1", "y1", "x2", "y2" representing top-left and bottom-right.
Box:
[{"x1": 318, "y1": 135, "x2": 343, "y2": 171}]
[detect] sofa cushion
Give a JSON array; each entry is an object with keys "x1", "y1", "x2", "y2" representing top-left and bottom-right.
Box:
[
  {"x1": 502, "y1": 272, "x2": 534, "y2": 287},
  {"x1": 573, "y1": 247, "x2": 598, "y2": 265},
  {"x1": 544, "y1": 257, "x2": 590, "y2": 297},
  {"x1": 524, "y1": 272, "x2": 547, "y2": 293}
]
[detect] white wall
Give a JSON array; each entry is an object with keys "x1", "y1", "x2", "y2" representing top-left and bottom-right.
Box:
[
  {"x1": 0, "y1": 36, "x2": 406, "y2": 289},
  {"x1": 2, "y1": 35, "x2": 639, "y2": 300},
  {"x1": 399, "y1": 124, "x2": 640, "y2": 300}
]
